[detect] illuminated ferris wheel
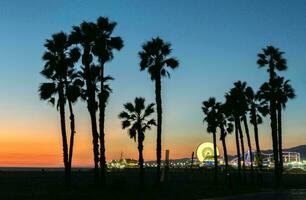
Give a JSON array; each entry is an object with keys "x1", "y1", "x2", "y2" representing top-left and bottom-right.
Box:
[{"x1": 196, "y1": 142, "x2": 219, "y2": 162}]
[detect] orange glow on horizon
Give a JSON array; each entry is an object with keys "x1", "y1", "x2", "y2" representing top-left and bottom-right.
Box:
[{"x1": 0, "y1": 120, "x2": 304, "y2": 167}]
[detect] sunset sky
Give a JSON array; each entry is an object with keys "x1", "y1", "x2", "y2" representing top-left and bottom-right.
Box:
[{"x1": 0, "y1": 0, "x2": 306, "y2": 167}]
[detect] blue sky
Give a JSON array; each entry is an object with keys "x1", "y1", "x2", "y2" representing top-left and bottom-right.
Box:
[{"x1": 0, "y1": 0, "x2": 305, "y2": 163}]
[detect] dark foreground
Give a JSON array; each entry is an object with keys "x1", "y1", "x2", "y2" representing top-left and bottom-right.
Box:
[
  {"x1": 204, "y1": 189, "x2": 306, "y2": 200},
  {"x1": 0, "y1": 168, "x2": 305, "y2": 200}
]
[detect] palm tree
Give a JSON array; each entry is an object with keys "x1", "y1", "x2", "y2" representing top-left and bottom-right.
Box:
[
  {"x1": 217, "y1": 104, "x2": 234, "y2": 182},
  {"x1": 119, "y1": 97, "x2": 156, "y2": 185},
  {"x1": 92, "y1": 17, "x2": 124, "y2": 183},
  {"x1": 238, "y1": 83, "x2": 255, "y2": 177},
  {"x1": 39, "y1": 32, "x2": 80, "y2": 185},
  {"x1": 223, "y1": 95, "x2": 241, "y2": 179},
  {"x1": 65, "y1": 68, "x2": 83, "y2": 170},
  {"x1": 257, "y1": 46, "x2": 287, "y2": 185},
  {"x1": 69, "y1": 21, "x2": 100, "y2": 183},
  {"x1": 245, "y1": 87, "x2": 269, "y2": 171},
  {"x1": 225, "y1": 81, "x2": 248, "y2": 180},
  {"x1": 139, "y1": 37, "x2": 179, "y2": 185},
  {"x1": 273, "y1": 77, "x2": 295, "y2": 174},
  {"x1": 202, "y1": 97, "x2": 219, "y2": 184}
]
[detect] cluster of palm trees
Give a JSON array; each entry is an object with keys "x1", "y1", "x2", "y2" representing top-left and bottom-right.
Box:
[
  {"x1": 39, "y1": 16, "x2": 179, "y2": 186},
  {"x1": 39, "y1": 15, "x2": 295, "y2": 187},
  {"x1": 202, "y1": 46, "x2": 295, "y2": 185}
]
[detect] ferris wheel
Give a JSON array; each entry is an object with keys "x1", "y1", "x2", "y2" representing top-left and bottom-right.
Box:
[{"x1": 196, "y1": 142, "x2": 219, "y2": 162}]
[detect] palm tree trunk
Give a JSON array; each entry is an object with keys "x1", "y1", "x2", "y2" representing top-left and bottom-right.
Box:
[
  {"x1": 271, "y1": 100, "x2": 279, "y2": 186},
  {"x1": 212, "y1": 130, "x2": 218, "y2": 184},
  {"x1": 251, "y1": 106, "x2": 263, "y2": 184},
  {"x1": 269, "y1": 63, "x2": 280, "y2": 187},
  {"x1": 238, "y1": 120, "x2": 246, "y2": 181},
  {"x1": 82, "y1": 46, "x2": 100, "y2": 184},
  {"x1": 138, "y1": 131, "x2": 144, "y2": 186},
  {"x1": 99, "y1": 63, "x2": 106, "y2": 185},
  {"x1": 88, "y1": 90, "x2": 99, "y2": 184},
  {"x1": 155, "y1": 75, "x2": 162, "y2": 185},
  {"x1": 271, "y1": 101, "x2": 279, "y2": 185},
  {"x1": 220, "y1": 128, "x2": 229, "y2": 183},
  {"x1": 242, "y1": 115, "x2": 254, "y2": 178},
  {"x1": 234, "y1": 118, "x2": 241, "y2": 179},
  {"x1": 190, "y1": 152, "x2": 194, "y2": 168},
  {"x1": 67, "y1": 100, "x2": 75, "y2": 179},
  {"x1": 58, "y1": 83, "x2": 70, "y2": 185},
  {"x1": 251, "y1": 106, "x2": 262, "y2": 170},
  {"x1": 277, "y1": 103, "x2": 283, "y2": 177}
]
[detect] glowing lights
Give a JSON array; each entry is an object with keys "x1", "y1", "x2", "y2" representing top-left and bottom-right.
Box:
[{"x1": 196, "y1": 142, "x2": 219, "y2": 162}]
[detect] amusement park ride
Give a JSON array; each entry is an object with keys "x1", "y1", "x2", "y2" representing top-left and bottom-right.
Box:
[{"x1": 196, "y1": 142, "x2": 305, "y2": 170}]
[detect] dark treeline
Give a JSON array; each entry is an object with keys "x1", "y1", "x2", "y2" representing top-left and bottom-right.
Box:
[{"x1": 39, "y1": 16, "x2": 295, "y2": 189}]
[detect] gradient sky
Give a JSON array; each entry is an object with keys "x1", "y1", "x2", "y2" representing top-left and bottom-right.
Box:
[{"x1": 0, "y1": 0, "x2": 305, "y2": 167}]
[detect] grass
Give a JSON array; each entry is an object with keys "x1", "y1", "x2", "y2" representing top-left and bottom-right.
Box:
[{"x1": 0, "y1": 168, "x2": 305, "y2": 200}]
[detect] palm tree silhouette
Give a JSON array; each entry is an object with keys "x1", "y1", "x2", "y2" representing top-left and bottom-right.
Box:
[
  {"x1": 69, "y1": 21, "x2": 100, "y2": 183},
  {"x1": 225, "y1": 81, "x2": 248, "y2": 180},
  {"x1": 65, "y1": 68, "x2": 83, "y2": 171},
  {"x1": 273, "y1": 77, "x2": 295, "y2": 174},
  {"x1": 92, "y1": 17, "x2": 124, "y2": 184},
  {"x1": 223, "y1": 95, "x2": 241, "y2": 179},
  {"x1": 39, "y1": 32, "x2": 80, "y2": 185},
  {"x1": 202, "y1": 97, "x2": 220, "y2": 184},
  {"x1": 138, "y1": 37, "x2": 179, "y2": 185},
  {"x1": 238, "y1": 82, "x2": 255, "y2": 178},
  {"x1": 245, "y1": 86, "x2": 268, "y2": 172},
  {"x1": 257, "y1": 46, "x2": 287, "y2": 185},
  {"x1": 218, "y1": 103, "x2": 234, "y2": 182},
  {"x1": 119, "y1": 97, "x2": 156, "y2": 185}
]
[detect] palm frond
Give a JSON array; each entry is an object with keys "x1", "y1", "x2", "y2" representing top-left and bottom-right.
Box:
[
  {"x1": 134, "y1": 97, "x2": 145, "y2": 114},
  {"x1": 109, "y1": 36, "x2": 124, "y2": 50},
  {"x1": 124, "y1": 102, "x2": 135, "y2": 113},
  {"x1": 66, "y1": 84, "x2": 81, "y2": 103},
  {"x1": 118, "y1": 111, "x2": 131, "y2": 120},
  {"x1": 121, "y1": 120, "x2": 131, "y2": 129},
  {"x1": 39, "y1": 82, "x2": 57, "y2": 100},
  {"x1": 143, "y1": 103, "x2": 155, "y2": 118},
  {"x1": 165, "y1": 58, "x2": 179, "y2": 69},
  {"x1": 128, "y1": 128, "x2": 137, "y2": 142}
]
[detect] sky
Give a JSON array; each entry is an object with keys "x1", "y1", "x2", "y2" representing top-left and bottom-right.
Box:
[{"x1": 0, "y1": 0, "x2": 305, "y2": 167}]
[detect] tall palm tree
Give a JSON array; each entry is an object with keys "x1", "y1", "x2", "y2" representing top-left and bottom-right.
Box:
[
  {"x1": 223, "y1": 95, "x2": 241, "y2": 179},
  {"x1": 257, "y1": 46, "x2": 287, "y2": 185},
  {"x1": 245, "y1": 86, "x2": 269, "y2": 171},
  {"x1": 237, "y1": 83, "x2": 255, "y2": 177},
  {"x1": 139, "y1": 37, "x2": 179, "y2": 185},
  {"x1": 225, "y1": 81, "x2": 249, "y2": 180},
  {"x1": 65, "y1": 68, "x2": 83, "y2": 170},
  {"x1": 217, "y1": 104, "x2": 234, "y2": 182},
  {"x1": 274, "y1": 77, "x2": 295, "y2": 174},
  {"x1": 92, "y1": 17, "x2": 124, "y2": 183},
  {"x1": 69, "y1": 21, "x2": 100, "y2": 183},
  {"x1": 39, "y1": 32, "x2": 80, "y2": 185},
  {"x1": 202, "y1": 97, "x2": 219, "y2": 184},
  {"x1": 119, "y1": 97, "x2": 156, "y2": 185}
]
